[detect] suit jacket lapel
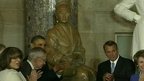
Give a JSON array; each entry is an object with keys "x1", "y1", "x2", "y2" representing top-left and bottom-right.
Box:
[
  {"x1": 107, "y1": 60, "x2": 111, "y2": 73},
  {"x1": 113, "y1": 56, "x2": 122, "y2": 74}
]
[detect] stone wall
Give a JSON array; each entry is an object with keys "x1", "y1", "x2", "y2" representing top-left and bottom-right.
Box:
[{"x1": 0, "y1": 0, "x2": 25, "y2": 51}]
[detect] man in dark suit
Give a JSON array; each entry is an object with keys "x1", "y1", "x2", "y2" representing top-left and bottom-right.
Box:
[
  {"x1": 96, "y1": 40, "x2": 135, "y2": 81},
  {"x1": 29, "y1": 35, "x2": 63, "y2": 81}
]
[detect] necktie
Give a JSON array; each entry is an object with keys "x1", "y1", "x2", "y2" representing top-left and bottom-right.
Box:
[{"x1": 111, "y1": 62, "x2": 115, "y2": 73}]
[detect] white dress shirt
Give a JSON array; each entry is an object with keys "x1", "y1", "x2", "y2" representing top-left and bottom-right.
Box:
[
  {"x1": 27, "y1": 60, "x2": 35, "y2": 69},
  {"x1": 110, "y1": 56, "x2": 119, "y2": 73}
]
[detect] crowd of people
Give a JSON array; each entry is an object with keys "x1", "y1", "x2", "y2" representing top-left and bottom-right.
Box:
[{"x1": 1, "y1": 39, "x2": 143, "y2": 81}]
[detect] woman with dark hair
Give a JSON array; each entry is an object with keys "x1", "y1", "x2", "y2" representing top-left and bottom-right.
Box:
[
  {"x1": 0, "y1": 47, "x2": 23, "y2": 70},
  {"x1": 0, "y1": 47, "x2": 37, "y2": 81}
]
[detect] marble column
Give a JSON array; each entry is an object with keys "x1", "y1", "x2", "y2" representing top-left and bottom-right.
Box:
[{"x1": 25, "y1": 0, "x2": 55, "y2": 53}]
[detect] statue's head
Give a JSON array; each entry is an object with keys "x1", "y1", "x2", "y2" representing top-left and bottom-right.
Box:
[{"x1": 55, "y1": 2, "x2": 71, "y2": 23}]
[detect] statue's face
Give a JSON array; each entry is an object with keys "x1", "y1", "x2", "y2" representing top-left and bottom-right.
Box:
[{"x1": 56, "y1": 6, "x2": 70, "y2": 23}]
